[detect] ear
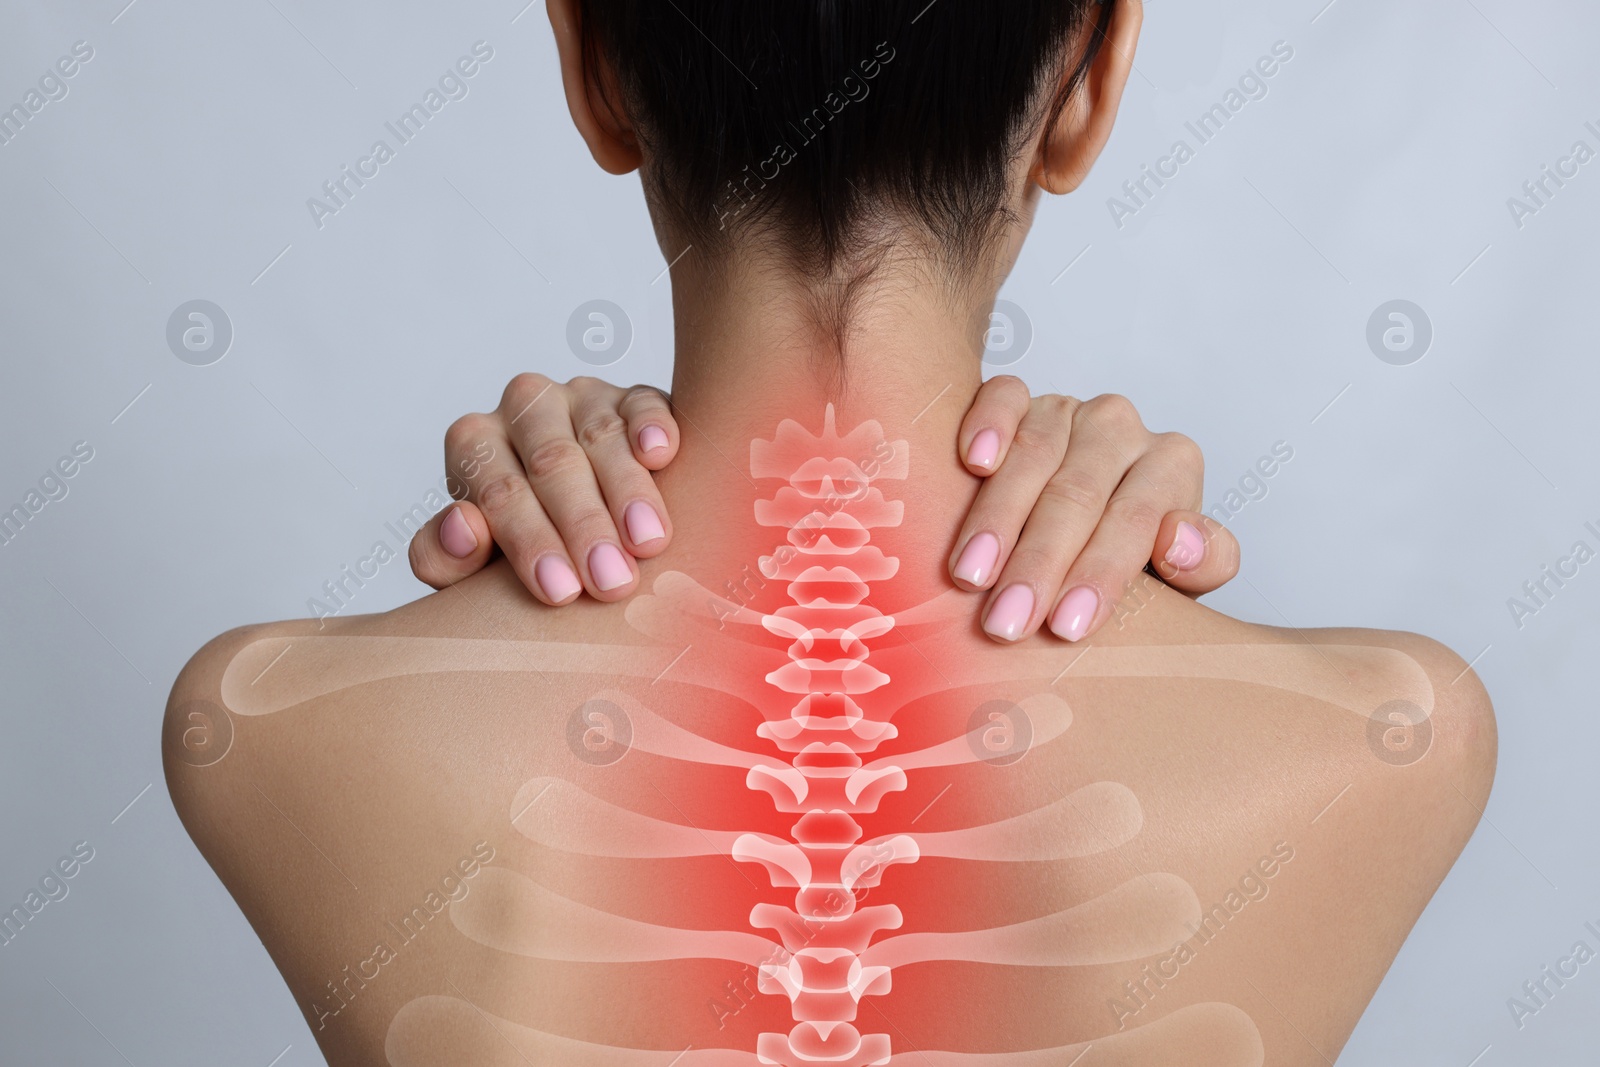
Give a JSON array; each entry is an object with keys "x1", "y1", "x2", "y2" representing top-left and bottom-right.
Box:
[
  {"x1": 1031, "y1": 0, "x2": 1143, "y2": 195},
  {"x1": 547, "y1": 0, "x2": 643, "y2": 175}
]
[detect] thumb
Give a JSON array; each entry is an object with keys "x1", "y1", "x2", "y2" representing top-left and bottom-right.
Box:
[
  {"x1": 408, "y1": 503, "x2": 496, "y2": 589},
  {"x1": 1150, "y1": 511, "x2": 1240, "y2": 597}
]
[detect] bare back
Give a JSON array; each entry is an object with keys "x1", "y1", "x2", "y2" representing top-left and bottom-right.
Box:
[{"x1": 165, "y1": 412, "x2": 1493, "y2": 1066}]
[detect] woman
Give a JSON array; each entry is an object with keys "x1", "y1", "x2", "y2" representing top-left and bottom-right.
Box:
[{"x1": 165, "y1": 2, "x2": 1495, "y2": 1064}]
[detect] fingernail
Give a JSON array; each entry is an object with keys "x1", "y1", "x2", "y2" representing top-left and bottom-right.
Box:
[
  {"x1": 953, "y1": 532, "x2": 1001, "y2": 586},
  {"x1": 639, "y1": 425, "x2": 670, "y2": 453},
  {"x1": 535, "y1": 555, "x2": 582, "y2": 602},
  {"x1": 1165, "y1": 520, "x2": 1205, "y2": 571},
  {"x1": 624, "y1": 500, "x2": 665, "y2": 545},
  {"x1": 588, "y1": 543, "x2": 633, "y2": 591},
  {"x1": 983, "y1": 584, "x2": 1035, "y2": 641},
  {"x1": 439, "y1": 506, "x2": 478, "y2": 559},
  {"x1": 1048, "y1": 586, "x2": 1099, "y2": 642},
  {"x1": 968, "y1": 428, "x2": 1000, "y2": 470}
]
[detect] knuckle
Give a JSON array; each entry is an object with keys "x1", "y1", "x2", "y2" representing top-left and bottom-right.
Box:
[
  {"x1": 1008, "y1": 424, "x2": 1059, "y2": 463},
  {"x1": 474, "y1": 471, "x2": 532, "y2": 515},
  {"x1": 621, "y1": 384, "x2": 667, "y2": 410},
  {"x1": 1087, "y1": 393, "x2": 1141, "y2": 431},
  {"x1": 1035, "y1": 393, "x2": 1077, "y2": 422},
  {"x1": 1104, "y1": 492, "x2": 1163, "y2": 533},
  {"x1": 986, "y1": 375, "x2": 1031, "y2": 404},
  {"x1": 1158, "y1": 431, "x2": 1204, "y2": 473},
  {"x1": 501, "y1": 372, "x2": 554, "y2": 411},
  {"x1": 576, "y1": 412, "x2": 629, "y2": 451},
  {"x1": 522, "y1": 438, "x2": 587, "y2": 482},
  {"x1": 1039, "y1": 470, "x2": 1105, "y2": 514},
  {"x1": 444, "y1": 412, "x2": 492, "y2": 455}
]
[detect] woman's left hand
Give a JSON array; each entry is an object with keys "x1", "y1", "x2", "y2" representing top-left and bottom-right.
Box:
[{"x1": 947, "y1": 379, "x2": 1239, "y2": 643}]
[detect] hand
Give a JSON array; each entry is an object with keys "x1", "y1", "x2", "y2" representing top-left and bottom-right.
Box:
[
  {"x1": 947, "y1": 380, "x2": 1239, "y2": 643},
  {"x1": 409, "y1": 374, "x2": 677, "y2": 603},
  {"x1": 409, "y1": 375, "x2": 1239, "y2": 640}
]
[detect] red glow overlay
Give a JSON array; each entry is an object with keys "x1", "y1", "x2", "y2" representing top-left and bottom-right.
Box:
[{"x1": 735, "y1": 406, "x2": 925, "y2": 1067}]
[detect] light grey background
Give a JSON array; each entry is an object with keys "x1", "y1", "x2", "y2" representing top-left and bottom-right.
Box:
[{"x1": 1, "y1": 0, "x2": 1595, "y2": 1063}]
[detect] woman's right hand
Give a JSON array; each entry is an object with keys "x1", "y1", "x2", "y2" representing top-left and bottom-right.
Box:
[
  {"x1": 409, "y1": 374, "x2": 677, "y2": 604},
  {"x1": 408, "y1": 374, "x2": 1240, "y2": 642}
]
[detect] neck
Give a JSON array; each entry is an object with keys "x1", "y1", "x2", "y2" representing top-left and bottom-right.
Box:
[{"x1": 653, "y1": 250, "x2": 997, "y2": 606}]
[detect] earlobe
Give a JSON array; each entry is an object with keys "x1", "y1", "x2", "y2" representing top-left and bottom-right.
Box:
[
  {"x1": 1032, "y1": 0, "x2": 1143, "y2": 195},
  {"x1": 547, "y1": 0, "x2": 643, "y2": 175}
]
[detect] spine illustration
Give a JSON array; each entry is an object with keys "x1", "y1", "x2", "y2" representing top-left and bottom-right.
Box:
[{"x1": 733, "y1": 407, "x2": 912, "y2": 1067}]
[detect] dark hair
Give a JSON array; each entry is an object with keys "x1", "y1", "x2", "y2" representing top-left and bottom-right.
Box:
[{"x1": 578, "y1": 1, "x2": 1109, "y2": 275}]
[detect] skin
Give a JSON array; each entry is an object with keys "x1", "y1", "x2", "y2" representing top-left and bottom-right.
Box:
[
  {"x1": 410, "y1": 376, "x2": 1244, "y2": 644},
  {"x1": 163, "y1": 2, "x2": 1497, "y2": 1064}
]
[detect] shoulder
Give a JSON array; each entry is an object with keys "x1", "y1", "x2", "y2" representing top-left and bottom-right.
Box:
[
  {"x1": 160, "y1": 617, "x2": 331, "y2": 860},
  {"x1": 1329, "y1": 626, "x2": 1497, "y2": 808},
  {"x1": 1141, "y1": 591, "x2": 1497, "y2": 844},
  {"x1": 161, "y1": 561, "x2": 549, "y2": 769},
  {"x1": 1174, "y1": 592, "x2": 1496, "y2": 807},
  {"x1": 1249, "y1": 620, "x2": 1496, "y2": 823},
  {"x1": 1119, "y1": 588, "x2": 1496, "y2": 797},
  {"x1": 159, "y1": 569, "x2": 570, "y2": 860},
  {"x1": 1275, "y1": 625, "x2": 1497, "y2": 911},
  {"x1": 162, "y1": 618, "x2": 323, "y2": 765}
]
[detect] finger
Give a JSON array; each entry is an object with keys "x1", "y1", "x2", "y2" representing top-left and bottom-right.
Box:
[
  {"x1": 1150, "y1": 511, "x2": 1240, "y2": 597},
  {"x1": 978, "y1": 400, "x2": 1139, "y2": 641},
  {"x1": 445, "y1": 413, "x2": 585, "y2": 605},
  {"x1": 950, "y1": 396, "x2": 1076, "y2": 594},
  {"x1": 503, "y1": 385, "x2": 639, "y2": 600},
  {"x1": 1044, "y1": 452, "x2": 1205, "y2": 642},
  {"x1": 617, "y1": 385, "x2": 679, "y2": 471},
  {"x1": 957, "y1": 375, "x2": 1032, "y2": 475},
  {"x1": 408, "y1": 502, "x2": 493, "y2": 589},
  {"x1": 570, "y1": 387, "x2": 674, "y2": 559}
]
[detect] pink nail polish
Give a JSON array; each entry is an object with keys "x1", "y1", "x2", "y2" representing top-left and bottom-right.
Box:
[
  {"x1": 1048, "y1": 586, "x2": 1099, "y2": 642},
  {"x1": 439, "y1": 506, "x2": 478, "y2": 558},
  {"x1": 535, "y1": 555, "x2": 582, "y2": 602},
  {"x1": 625, "y1": 500, "x2": 665, "y2": 545},
  {"x1": 588, "y1": 543, "x2": 633, "y2": 591},
  {"x1": 968, "y1": 428, "x2": 1000, "y2": 470},
  {"x1": 982, "y1": 584, "x2": 1035, "y2": 641},
  {"x1": 1165, "y1": 520, "x2": 1205, "y2": 571},
  {"x1": 953, "y1": 532, "x2": 1001, "y2": 586},
  {"x1": 639, "y1": 425, "x2": 670, "y2": 453}
]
